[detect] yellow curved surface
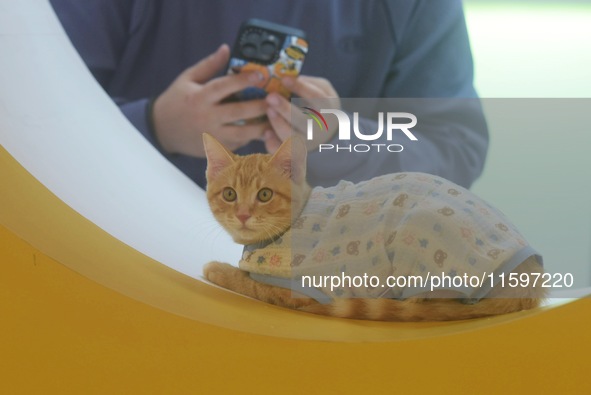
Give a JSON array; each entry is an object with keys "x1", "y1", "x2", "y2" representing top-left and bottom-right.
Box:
[
  {"x1": 1, "y1": 143, "x2": 591, "y2": 394},
  {"x1": 1, "y1": 1, "x2": 590, "y2": 392}
]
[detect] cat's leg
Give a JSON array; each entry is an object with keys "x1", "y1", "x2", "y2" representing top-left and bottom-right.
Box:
[{"x1": 204, "y1": 262, "x2": 319, "y2": 310}]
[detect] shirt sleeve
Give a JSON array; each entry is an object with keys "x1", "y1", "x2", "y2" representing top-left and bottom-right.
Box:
[{"x1": 306, "y1": 0, "x2": 488, "y2": 189}]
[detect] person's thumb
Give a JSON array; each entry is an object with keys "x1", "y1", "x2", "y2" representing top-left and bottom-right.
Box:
[{"x1": 184, "y1": 44, "x2": 230, "y2": 83}]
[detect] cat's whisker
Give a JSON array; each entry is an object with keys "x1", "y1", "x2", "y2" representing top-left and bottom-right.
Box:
[
  {"x1": 185, "y1": 219, "x2": 223, "y2": 238},
  {"x1": 186, "y1": 220, "x2": 238, "y2": 249},
  {"x1": 260, "y1": 223, "x2": 289, "y2": 240}
]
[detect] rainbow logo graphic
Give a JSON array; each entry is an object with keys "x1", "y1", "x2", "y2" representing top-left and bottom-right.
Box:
[{"x1": 301, "y1": 106, "x2": 328, "y2": 132}]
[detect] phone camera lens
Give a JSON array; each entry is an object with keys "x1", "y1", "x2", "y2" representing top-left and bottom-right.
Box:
[
  {"x1": 241, "y1": 43, "x2": 257, "y2": 57},
  {"x1": 260, "y1": 41, "x2": 277, "y2": 60},
  {"x1": 245, "y1": 31, "x2": 261, "y2": 41}
]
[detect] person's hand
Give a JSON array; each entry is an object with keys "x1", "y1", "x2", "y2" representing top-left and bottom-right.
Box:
[
  {"x1": 262, "y1": 76, "x2": 341, "y2": 153},
  {"x1": 152, "y1": 44, "x2": 269, "y2": 157}
]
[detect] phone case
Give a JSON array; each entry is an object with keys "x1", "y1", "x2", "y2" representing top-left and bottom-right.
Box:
[{"x1": 227, "y1": 19, "x2": 308, "y2": 100}]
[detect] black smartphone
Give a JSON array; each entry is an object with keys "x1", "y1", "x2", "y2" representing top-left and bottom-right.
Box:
[{"x1": 227, "y1": 19, "x2": 308, "y2": 101}]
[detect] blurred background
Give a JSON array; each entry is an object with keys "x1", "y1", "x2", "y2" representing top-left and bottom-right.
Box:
[{"x1": 464, "y1": 0, "x2": 591, "y2": 287}]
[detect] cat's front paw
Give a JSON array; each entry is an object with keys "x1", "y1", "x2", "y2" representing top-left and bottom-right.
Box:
[{"x1": 203, "y1": 261, "x2": 247, "y2": 290}]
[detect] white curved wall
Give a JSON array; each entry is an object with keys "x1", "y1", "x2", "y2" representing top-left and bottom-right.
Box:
[{"x1": 0, "y1": 0, "x2": 241, "y2": 278}]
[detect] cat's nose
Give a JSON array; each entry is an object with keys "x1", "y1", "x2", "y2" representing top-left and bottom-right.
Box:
[{"x1": 236, "y1": 214, "x2": 251, "y2": 224}]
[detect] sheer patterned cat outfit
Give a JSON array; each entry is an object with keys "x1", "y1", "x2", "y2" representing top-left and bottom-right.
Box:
[{"x1": 240, "y1": 173, "x2": 542, "y2": 304}]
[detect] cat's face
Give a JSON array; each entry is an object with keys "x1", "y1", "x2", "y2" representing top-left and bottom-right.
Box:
[{"x1": 203, "y1": 134, "x2": 309, "y2": 245}]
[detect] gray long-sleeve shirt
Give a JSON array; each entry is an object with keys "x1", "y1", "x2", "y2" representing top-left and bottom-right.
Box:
[{"x1": 50, "y1": 0, "x2": 488, "y2": 188}]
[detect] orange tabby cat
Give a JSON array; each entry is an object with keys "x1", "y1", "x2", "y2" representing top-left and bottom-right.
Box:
[{"x1": 202, "y1": 133, "x2": 546, "y2": 321}]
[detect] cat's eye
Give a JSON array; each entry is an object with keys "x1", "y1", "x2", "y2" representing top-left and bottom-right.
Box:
[
  {"x1": 222, "y1": 187, "x2": 237, "y2": 202},
  {"x1": 257, "y1": 188, "x2": 273, "y2": 202}
]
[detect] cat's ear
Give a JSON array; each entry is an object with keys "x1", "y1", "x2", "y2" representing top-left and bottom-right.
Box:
[
  {"x1": 203, "y1": 133, "x2": 234, "y2": 179},
  {"x1": 269, "y1": 136, "x2": 307, "y2": 183}
]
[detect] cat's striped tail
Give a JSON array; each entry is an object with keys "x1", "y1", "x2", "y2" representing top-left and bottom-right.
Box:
[{"x1": 299, "y1": 256, "x2": 547, "y2": 322}]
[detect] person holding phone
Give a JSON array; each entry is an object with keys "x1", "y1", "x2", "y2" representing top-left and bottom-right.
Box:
[{"x1": 49, "y1": 0, "x2": 487, "y2": 189}]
